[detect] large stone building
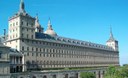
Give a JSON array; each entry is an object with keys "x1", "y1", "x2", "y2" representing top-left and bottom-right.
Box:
[{"x1": 4, "y1": 0, "x2": 119, "y2": 72}]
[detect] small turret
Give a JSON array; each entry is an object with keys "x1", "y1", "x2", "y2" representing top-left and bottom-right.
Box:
[
  {"x1": 106, "y1": 27, "x2": 118, "y2": 51},
  {"x1": 18, "y1": 0, "x2": 26, "y2": 14},
  {"x1": 35, "y1": 14, "x2": 44, "y2": 33}
]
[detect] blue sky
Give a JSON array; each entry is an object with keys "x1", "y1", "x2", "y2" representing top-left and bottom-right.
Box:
[{"x1": 0, "y1": 0, "x2": 128, "y2": 65}]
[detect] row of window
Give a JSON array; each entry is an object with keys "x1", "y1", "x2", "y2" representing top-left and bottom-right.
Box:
[
  {"x1": 22, "y1": 45, "x2": 118, "y2": 58},
  {"x1": 26, "y1": 60, "x2": 119, "y2": 65},
  {"x1": 25, "y1": 52, "x2": 118, "y2": 60},
  {"x1": 10, "y1": 57, "x2": 22, "y2": 64},
  {"x1": 20, "y1": 39, "x2": 115, "y2": 57},
  {"x1": 10, "y1": 21, "x2": 34, "y2": 27},
  {"x1": 21, "y1": 34, "x2": 34, "y2": 39},
  {"x1": 22, "y1": 27, "x2": 34, "y2": 32},
  {"x1": 10, "y1": 22, "x2": 18, "y2": 27},
  {"x1": 9, "y1": 28, "x2": 18, "y2": 33},
  {"x1": 56, "y1": 37, "x2": 113, "y2": 50},
  {"x1": 9, "y1": 34, "x2": 18, "y2": 39},
  {"x1": 21, "y1": 21, "x2": 34, "y2": 27},
  {"x1": 9, "y1": 33, "x2": 34, "y2": 40}
]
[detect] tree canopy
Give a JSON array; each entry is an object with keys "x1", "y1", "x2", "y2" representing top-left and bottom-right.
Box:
[
  {"x1": 104, "y1": 65, "x2": 128, "y2": 78},
  {"x1": 80, "y1": 72, "x2": 95, "y2": 78}
]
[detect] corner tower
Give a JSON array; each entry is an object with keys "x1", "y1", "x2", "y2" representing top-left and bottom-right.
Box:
[
  {"x1": 6, "y1": 0, "x2": 35, "y2": 50},
  {"x1": 106, "y1": 27, "x2": 119, "y2": 51}
]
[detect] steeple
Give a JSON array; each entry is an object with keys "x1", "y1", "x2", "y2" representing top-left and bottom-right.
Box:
[
  {"x1": 35, "y1": 14, "x2": 43, "y2": 33},
  {"x1": 19, "y1": 0, "x2": 26, "y2": 13},
  {"x1": 109, "y1": 26, "x2": 115, "y2": 41},
  {"x1": 47, "y1": 18, "x2": 53, "y2": 30},
  {"x1": 106, "y1": 26, "x2": 118, "y2": 51},
  {"x1": 35, "y1": 14, "x2": 40, "y2": 27}
]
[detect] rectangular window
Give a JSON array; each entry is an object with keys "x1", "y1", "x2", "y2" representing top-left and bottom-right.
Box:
[
  {"x1": 27, "y1": 53, "x2": 29, "y2": 56},
  {"x1": 31, "y1": 35, "x2": 33, "y2": 39},
  {"x1": 36, "y1": 53, "x2": 38, "y2": 56},
  {"x1": 21, "y1": 21, "x2": 23, "y2": 25},
  {"x1": 32, "y1": 47, "x2": 34, "y2": 51},
  {"x1": 27, "y1": 34, "x2": 29, "y2": 38},
  {"x1": 27, "y1": 47, "x2": 29, "y2": 51},
  {"x1": 16, "y1": 22, "x2": 18, "y2": 25},
  {"x1": 40, "y1": 48, "x2": 41, "y2": 52},
  {"x1": 22, "y1": 46, "x2": 24, "y2": 51},
  {"x1": 27, "y1": 23, "x2": 28, "y2": 26},
  {"x1": 36, "y1": 48, "x2": 38, "y2": 52},
  {"x1": 0, "y1": 53, "x2": 2, "y2": 58},
  {"x1": 32, "y1": 53, "x2": 34, "y2": 56},
  {"x1": 13, "y1": 23, "x2": 15, "y2": 26},
  {"x1": 22, "y1": 33, "x2": 24, "y2": 37}
]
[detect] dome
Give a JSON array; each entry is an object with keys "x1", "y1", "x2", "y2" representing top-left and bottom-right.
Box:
[
  {"x1": 44, "y1": 18, "x2": 57, "y2": 36},
  {"x1": 44, "y1": 29, "x2": 57, "y2": 36}
]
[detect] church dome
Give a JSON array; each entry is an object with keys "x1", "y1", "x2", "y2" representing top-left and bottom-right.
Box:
[
  {"x1": 44, "y1": 29, "x2": 57, "y2": 36},
  {"x1": 44, "y1": 18, "x2": 57, "y2": 36}
]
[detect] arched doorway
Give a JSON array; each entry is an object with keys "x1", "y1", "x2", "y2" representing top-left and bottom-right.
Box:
[
  {"x1": 32, "y1": 76, "x2": 36, "y2": 78},
  {"x1": 43, "y1": 75, "x2": 47, "y2": 78},
  {"x1": 64, "y1": 74, "x2": 68, "y2": 78},
  {"x1": 52, "y1": 75, "x2": 56, "y2": 78},
  {"x1": 75, "y1": 73, "x2": 78, "y2": 78}
]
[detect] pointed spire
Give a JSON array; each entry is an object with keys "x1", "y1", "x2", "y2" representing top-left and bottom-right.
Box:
[
  {"x1": 47, "y1": 18, "x2": 53, "y2": 30},
  {"x1": 108, "y1": 26, "x2": 115, "y2": 41},
  {"x1": 35, "y1": 13, "x2": 40, "y2": 27},
  {"x1": 36, "y1": 14, "x2": 39, "y2": 22},
  {"x1": 48, "y1": 17, "x2": 51, "y2": 25},
  {"x1": 110, "y1": 26, "x2": 114, "y2": 39},
  {"x1": 19, "y1": 0, "x2": 26, "y2": 13}
]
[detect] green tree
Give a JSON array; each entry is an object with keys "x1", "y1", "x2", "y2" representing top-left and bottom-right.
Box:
[
  {"x1": 80, "y1": 72, "x2": 95, "y2": 78},
  {"x1": 104, "y1": 65, "x2": 128, "y2": 78}
]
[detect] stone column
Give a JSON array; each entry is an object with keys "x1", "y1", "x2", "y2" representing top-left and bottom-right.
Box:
[
  {"x1": 57, "y1": 73, "x2": 64, "y2": 78},
  {"x1": 22, "y1": 55, "x2": 26, "y2": 72},
  {"x1": 96, "y1": 71, "x2": 100, "y2": 78},
  {"x1": 100, "y1": 71, "x2": 104, "y2": 78},
  {"x1": 78, "y1": 72, "x2": 80, "y2": 78}
]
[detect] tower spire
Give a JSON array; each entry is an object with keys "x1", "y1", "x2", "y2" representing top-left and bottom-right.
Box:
[
  {"x1": 47, "y1": 18, "x2": 53, "y2": 30},
  {"x1": 109, "y1": 26, "x2": 114, "y2": 40},
  {"x1": 19, "y1": 0, "x2": 26, "y2": 13},
  {"x1": 35, "y1": 13, "x2": 40, "y2": 28},
  {"x1": 35, "y1": 14, "x2": 39, "y2": 23}
]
